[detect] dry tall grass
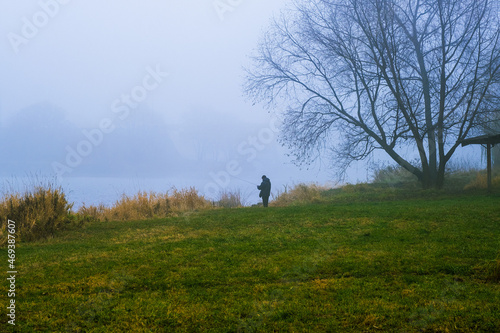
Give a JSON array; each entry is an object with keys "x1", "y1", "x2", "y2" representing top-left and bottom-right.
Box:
[
  {"x1": 77, "y1": 187, "x2": 211, "y2": 222},
  {"x1": 0, "y1": 186, "x2": 74, "y2": 244},
  {"x1": 214, "y1": 190, "x2": 243, "y2": 208},
  {"x1": 271, "y1": 183, "x2": 329, "y2": 207},
  {"x1": 463, "y1": 172, "x2": 500, "y2": 190}
]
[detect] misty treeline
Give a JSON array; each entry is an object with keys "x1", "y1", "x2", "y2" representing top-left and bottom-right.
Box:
[{"x1": 245, "y1": 0, "x2": 500, "y2": 189}]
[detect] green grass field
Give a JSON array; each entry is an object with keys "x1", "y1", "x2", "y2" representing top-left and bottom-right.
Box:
[{"x1": 2, "y1": 193, "x2": 500, "y2": 332}]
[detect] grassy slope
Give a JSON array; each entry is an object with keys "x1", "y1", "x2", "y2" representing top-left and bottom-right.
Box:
[{"x1": 2, "y1": 195, "x2": 500, "y2": 332}]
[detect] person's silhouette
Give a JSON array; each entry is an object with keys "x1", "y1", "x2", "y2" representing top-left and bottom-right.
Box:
[{"x1": 257, "y1": 175, "x2": 271, "y2": 207}]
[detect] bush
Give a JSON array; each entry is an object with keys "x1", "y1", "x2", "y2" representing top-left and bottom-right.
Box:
[
  {"x1": 371, "y1": 164, "x2": 500, "y2": 191},
  {"x1": 76, "y1": 203, "x2": 107, "y2": 223},
  {"x1": 371, "y1": 165, "x2": 419, "y2": 186},
  {"x1": 442, "y1": 169, "x2": 482, "y2": 190},
  {"x1": 464, "y1": 172, "x2": 500, "y2": 191},
  {"x1": 214, "y1": 190, "x2": 242, "y2": 208},
  {"x1": 0, "y1": 186, "x2": 74, "y2": 244},
  {"x1": 170, "y1": 187, "x2": 211, "y2": 212},
  {"x1": 271, "y1": 183, "x2": 328, "y2": 207}
]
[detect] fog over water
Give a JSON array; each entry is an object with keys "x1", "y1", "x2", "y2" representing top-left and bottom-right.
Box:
[{"x1": 0, "y1": 1, "x2": 482, "y2": 207}]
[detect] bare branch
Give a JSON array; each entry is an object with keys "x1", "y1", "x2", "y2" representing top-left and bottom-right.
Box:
[{"x1": 244, "y1": 0, "x2": 500, "y2": 188}]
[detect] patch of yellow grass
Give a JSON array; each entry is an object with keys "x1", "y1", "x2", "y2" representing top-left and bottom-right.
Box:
[{"x1": 311, "y1": 278, "x2": 331, "y2": 290}]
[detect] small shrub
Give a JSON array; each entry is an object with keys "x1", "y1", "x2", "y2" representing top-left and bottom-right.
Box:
[
  {"x1": 464, "y1": 172, "x2": 500, "y2": 190},
  {"x1": 444, "y1": 168, "x2": 483, "y2": 190},
  {"x1": 371, "y1": 165, "x2": 418, "y2": 186},
  {"x1": 271, "y1": 183, "x2": 328, "y2": 207},
  {"x1": 0, "y1": 186, "x2": 74, "y2": 244},
  {"x1": 77, "y1": 203, "x2": 108, "y2": 223},
  {"x1": 170, "y1": 187, "x2": 211, "y2": 213},
  {"x1": 215, "y1": 190, "x2": 242, "y2": 208}
]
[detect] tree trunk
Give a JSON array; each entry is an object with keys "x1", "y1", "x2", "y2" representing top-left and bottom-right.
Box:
[{"x1": 436, "y1": 163, "x2": 446, "y2": 189}]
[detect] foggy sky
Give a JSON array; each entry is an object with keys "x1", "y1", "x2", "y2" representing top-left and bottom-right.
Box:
[
  {"x1": 0, "y1": 1, "x2": 485, "y2": 205},
  {"x1": 1, "y1": 1, "x2": 284, "y2": 124},
  {"x1": 0, "y1": 0, "x2": 342, "y2": 203}
]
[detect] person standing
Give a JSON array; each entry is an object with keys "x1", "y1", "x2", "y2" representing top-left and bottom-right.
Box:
[{"x1": 257, "y1": 175, "x2": 271, "y2": 207}]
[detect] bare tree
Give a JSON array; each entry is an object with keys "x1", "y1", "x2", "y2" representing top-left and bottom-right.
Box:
[{"x1": 245, "y1": 0, "x2": 500, "y2": 188}]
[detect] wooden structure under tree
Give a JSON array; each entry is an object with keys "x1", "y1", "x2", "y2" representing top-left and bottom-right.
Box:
[{"x1": 461, "y1": 133, "x2": 500, "y2": 192}]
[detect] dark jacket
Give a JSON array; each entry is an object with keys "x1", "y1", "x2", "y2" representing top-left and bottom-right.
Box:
[{"x1": 257, "y1": 177, "x2": 271, "y2": 198}]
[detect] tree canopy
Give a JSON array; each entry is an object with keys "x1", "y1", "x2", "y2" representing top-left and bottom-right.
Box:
[{"x1": 245, "y1": 0, "x2": 500, "y2": 188}]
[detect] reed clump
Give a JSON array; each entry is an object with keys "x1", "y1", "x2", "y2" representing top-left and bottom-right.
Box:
[
  {"x1": 214, "y1": 190, "x2": 243, "y2": 208},
  {"x1": 463, "y1": 171, "x2": 500, "y2": 191},
  {"x1": 271, "y1": 183, "x2": 329, "y2": 207},
  {"x1": 0, "y1": 186, "x2": 74, "y2": 244}
]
